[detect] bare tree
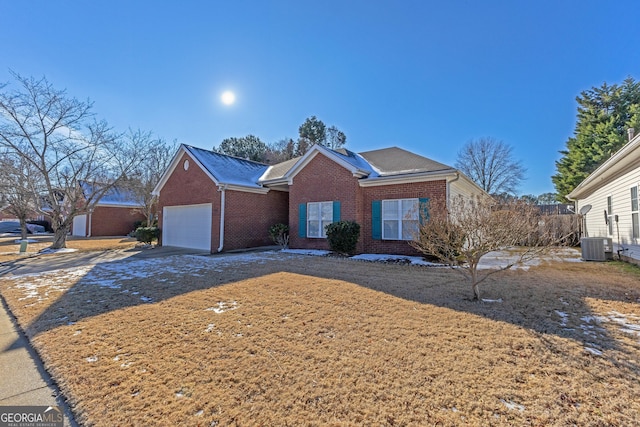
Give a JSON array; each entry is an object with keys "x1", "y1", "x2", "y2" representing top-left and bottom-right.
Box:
[
  {"x1": 0, "y1": 150, "x2": 42, "y2": 240},
  {"x1": 411, "y1": 196, "x2": 552, "y2": 300},
  {"x1": 125, "y1": 131, "x2": 177, "y2": 226},
  {"x1": 455, "y1": 137, "x2": 526, "y2": 195},
  {"x1": 0, "y1": 72, "x2": 145, "y2": 249}
]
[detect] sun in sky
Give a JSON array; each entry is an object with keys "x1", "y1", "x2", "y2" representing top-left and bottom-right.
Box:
[{"x1": 221, "y1": 91, "x2": 236, "y2": 105}]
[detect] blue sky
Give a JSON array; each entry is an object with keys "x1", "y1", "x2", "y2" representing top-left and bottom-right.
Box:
[{"x1": 1, "y1": 1, "x2": 638, "y2": 196}]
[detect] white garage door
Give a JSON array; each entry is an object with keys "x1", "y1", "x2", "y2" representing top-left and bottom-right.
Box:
[
  {"x1": 72, "y1": 215, "x2": 87, "y2": 237},
  {"x1": 162, "y1": 204, "x2": 212, "y2": 251}
]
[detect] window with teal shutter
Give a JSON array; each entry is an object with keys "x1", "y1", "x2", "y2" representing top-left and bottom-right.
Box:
[
  {"x1": 333, "y1": 201, "x2": 341, "y2": 222},
  {"x1": 306, "y1": 201, "x2": 334, "y2": 238},
  {"x1": 419, "y1": 198, "x2": 430, "y2": 224},
  {"x1": 372, "y1": 200, "x2": 381, "y2": 240},
  {"x1": 298, "y1": 204, "x2": 306, "y2": 238}
]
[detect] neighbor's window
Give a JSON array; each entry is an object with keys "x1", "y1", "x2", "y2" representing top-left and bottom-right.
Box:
[
  {"x1": 307, "y1": 201, "x2": 333, "y2": 238},
  {"x1": 631, "y1": 186, "x2": 639, "y2": 239},
  {"x1": 382, "y1": 198, "x2": 419, "y2": 240}
]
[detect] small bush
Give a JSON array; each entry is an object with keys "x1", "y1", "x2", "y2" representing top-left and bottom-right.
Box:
[
  {"x1": 326, "y1": 220, "x2": 360, "y2": 255},
  {"x1": 134, "y1": 227, "x2": 160, "y2": 244},
  {"x1": 269, "y1": 223, "x2": 289, "y2": 249}
]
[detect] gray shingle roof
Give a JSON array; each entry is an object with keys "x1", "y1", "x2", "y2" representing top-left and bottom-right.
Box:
[
  {"x1": 184, "y1": 145, "x2": 270, "y2": 188},
  {"x1": 173, "y1": 144, "x2": 457, "y2": 191},
  {"x1": 261, "y1": 156, "x2": 300, "y2": 182},
  {"x1": 358, "y1": 147, "x2": 454, "y2": 176},
  {"x1": 80, "y1": 182, "x2": 141, "y2": 207}
]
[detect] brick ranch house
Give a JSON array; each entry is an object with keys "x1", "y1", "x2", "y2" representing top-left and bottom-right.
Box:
[
  {"x1": 70, "y1": 184, "x2": 146, "y2": 237},
  {"x1": 153, "y1": 144, "x2": 485, "y2": 255}
]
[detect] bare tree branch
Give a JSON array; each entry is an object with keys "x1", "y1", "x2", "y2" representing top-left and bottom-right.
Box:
[{"x1": 0, "y1": 72, "x2": 148, "y2": 249}]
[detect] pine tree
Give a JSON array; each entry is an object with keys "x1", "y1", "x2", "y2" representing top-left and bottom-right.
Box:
[{"x1": 553, "y1": 77, "x2": 640, "y2": 200}]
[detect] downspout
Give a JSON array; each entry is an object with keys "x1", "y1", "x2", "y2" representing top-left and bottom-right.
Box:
[
  {"x1": 87, "y1": 209, "x2": 93, "y2": 237},
  {"x1": 217, "y1": 185, "x2": 227, "y2": 252},
  {"x1": 446, "y1": 172, "x2": 460, "y2": 208}
]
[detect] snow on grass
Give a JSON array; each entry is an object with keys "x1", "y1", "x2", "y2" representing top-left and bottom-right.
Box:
[
  {"x1": 350, "y1": 253, "x2": 445, "y2": 266},
  {"x1": 38, "y1": 247, "x2": 78, "y2": 254},
  {"x1": 205, "y1": 301, "x2": 238, "y2": 314},
  {"x1": 500, "y1": 399, "x2": 525, "y2": 412},
  {"x1": 555, "y1": 310, "x2": 569, "y2": 326},
  {"x1": 281, "y1": 249, "x2": 331, "y2": 256},
  {"x1": 7, "y1": 252, "x2": 299, "y2": 305},
  {"x1": 584, "y1": 346, "x2": 603, "y2": 356}
]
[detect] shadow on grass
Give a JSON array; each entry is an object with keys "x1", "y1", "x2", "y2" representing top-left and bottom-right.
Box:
[{"x1": 3, "y1": 249, "x2": 640, "y2": 375}]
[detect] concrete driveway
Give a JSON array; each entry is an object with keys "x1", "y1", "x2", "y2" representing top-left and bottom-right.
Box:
[{"x1": 0, "y1": 245, "x2": 209, "y2": 277}]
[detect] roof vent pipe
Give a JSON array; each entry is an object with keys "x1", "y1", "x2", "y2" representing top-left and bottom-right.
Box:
[{"x1": 628, "y1": 128, "x2": 635, "y2": 141}]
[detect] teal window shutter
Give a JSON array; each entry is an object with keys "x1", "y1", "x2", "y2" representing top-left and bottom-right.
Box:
[
  {"x1": 419, "y1": 198, "x2": 430, "y2": 224},
  {"x1": 371, "y1": 200, "x2": 381, "y2": 240},
  {"x1": 298, "y1": 203, "x2": 307, "y2": 238},
  {"x1": 333, "y1": 201, "x2": 341, "y2": 222}
]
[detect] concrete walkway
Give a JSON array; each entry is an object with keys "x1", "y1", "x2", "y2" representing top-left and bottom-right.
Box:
[{"x1": 0, "y1": 296, "x2": 76, "y2": 426}]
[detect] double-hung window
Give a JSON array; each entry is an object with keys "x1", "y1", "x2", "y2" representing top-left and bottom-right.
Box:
[
  {"x1": 307, "y1": 201, "x2": 333, "y2": 238},
  {"x1": 382, "y1": 198, "x2": 419, "y2": 240},
  {"x1": 632, "y1": 185, "x2": 639, "y2": 239}
]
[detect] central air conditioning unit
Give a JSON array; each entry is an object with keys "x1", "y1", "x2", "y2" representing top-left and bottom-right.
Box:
[{"x1": 581, "y1": 237, "x2": 613, "y2": 261}]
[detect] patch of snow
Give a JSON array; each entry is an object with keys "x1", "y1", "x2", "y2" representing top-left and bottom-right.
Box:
[
  {"x1": 206, "y1": 301, "x2": 238, "y2": 314},
  {"x1": 205, "y1": 324, "x2": 215, "y2": 332},
  {"x1": 555, "y1": 310, "x2": 569, "y2": 326},
  {"x1": 584, "y1": 346, "x2": 603, "y2": 356},
  {"x1": 85, "y1": 356, "x2": 98, "y2": 363},
  {"x1": 38, "y1": 248, "x2": 78, "y2": 254},
  {"x1": 500, "y1": 399, "x2": 525, "y2": 412},
  {"x1": 350, "y1": 253, "x2": 445, "y2": 266},
  {"x1": 482, "y1": 298, "x2": 503, "y2": 303},
  {"x1": 140, "y1": 296, "x2": 153, "y2": 303},
  {"x1": 14, "y1": 239, "x2": 39, "y2": 243},
  {"x1": 282, "y1": 249, "x2": 331, "y2": 256}
]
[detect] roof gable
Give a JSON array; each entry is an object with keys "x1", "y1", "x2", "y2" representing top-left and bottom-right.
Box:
[
  {"x1": 153, "y1": 145, "x2": 271, "y2": 195},
  {"x1": 281, "y1": 144, "x2": 374, "y2": 183}
]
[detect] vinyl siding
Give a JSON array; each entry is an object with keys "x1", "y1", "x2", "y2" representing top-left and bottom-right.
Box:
[{"x1": 576, "y1": 167, "x2": 640, "y2": 244}]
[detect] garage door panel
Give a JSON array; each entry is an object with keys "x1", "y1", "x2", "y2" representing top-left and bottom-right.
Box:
[
  {"x1": 72, "y1": 215, "x2": 87, "y2": 237},
  {"x1": 163, "y1": 204, "x2": 212, "y2": 251}
]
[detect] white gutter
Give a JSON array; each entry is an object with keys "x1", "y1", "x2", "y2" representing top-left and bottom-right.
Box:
[{"x1": 217, "y1": 185, "x2": 227, "y2": 252}]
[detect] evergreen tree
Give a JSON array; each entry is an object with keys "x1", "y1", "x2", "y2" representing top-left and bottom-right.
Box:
[
  {"x1": 214, "y1": 135, "x2": 268, "y2": 162},
  {"x1": 553, "y1": 77, "x2": 640, "y2": 200}
]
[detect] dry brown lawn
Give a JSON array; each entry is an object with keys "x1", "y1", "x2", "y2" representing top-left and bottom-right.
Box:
[
  {"x1": 0, "y1": 236, "x2": 138, "y2": 263},
  {"x1": 1, "y1": 249, "x2": 639, "y2": 426}
]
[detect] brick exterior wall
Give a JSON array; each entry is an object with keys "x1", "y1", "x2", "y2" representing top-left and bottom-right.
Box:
[
  {"x1": 157, "y1": 153, "x2": 220, "y2": 250},
  {"x1": 88, "y1": 206, "x2": 146, "y2": 236},
  {"x1": 361, "y1": 180, "x2": 446, "y2": 255},
  {"x1": 289, "y1": 153, "x2": 363, "y2": 252},
  {"x1": 289, "y1": 152, "x2": 447, "y2": 256},
  {"x1": 224, "y1": 189, "x2": 289, "y2": 250},
  {"x1": 157, "y1": 152, "x2": 290, "y2": 252}
]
